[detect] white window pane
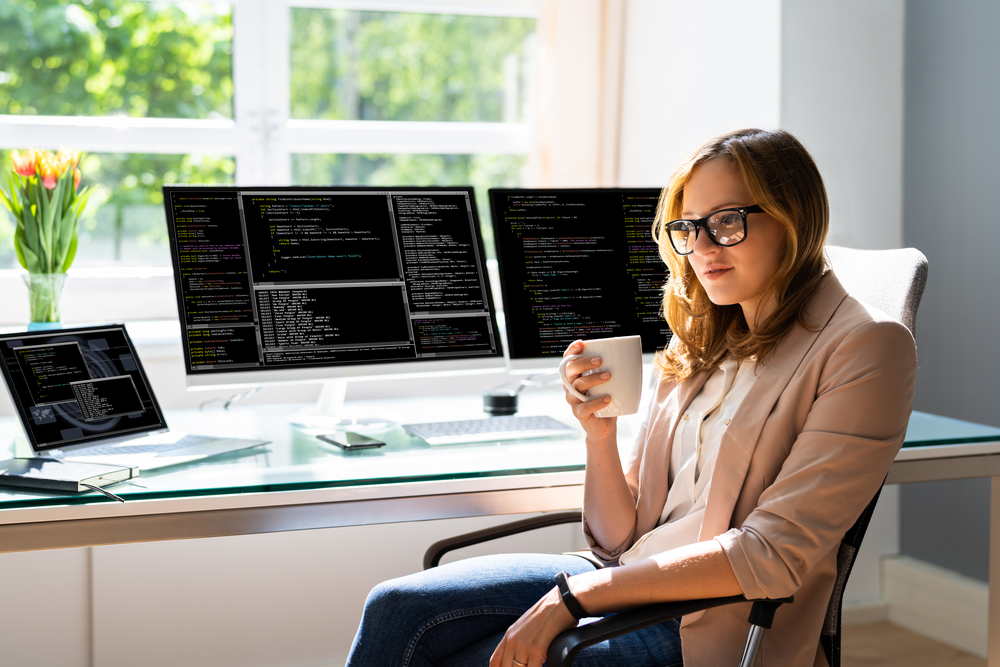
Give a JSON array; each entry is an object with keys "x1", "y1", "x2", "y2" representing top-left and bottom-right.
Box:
[
  {"x1": 290, "y1": 9, "x2": 535, "y2": 123},
  {"x1": 0, "y1": 1, "x2": 233, "y2": 119}
]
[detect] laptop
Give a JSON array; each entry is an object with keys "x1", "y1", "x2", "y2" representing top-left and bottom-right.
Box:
[{"x1": 0, "y1": 324, "x2": 268, "y2": 471}]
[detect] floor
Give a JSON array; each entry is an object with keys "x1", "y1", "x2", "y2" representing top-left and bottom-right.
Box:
[{"x1": 842, "y1": 622, "x2": 985, "y2": 666}]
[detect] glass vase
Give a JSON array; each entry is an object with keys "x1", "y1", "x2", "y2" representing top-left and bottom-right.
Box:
[{"x1": 23, "y1": 273, "x2": 67, "y2": 330}]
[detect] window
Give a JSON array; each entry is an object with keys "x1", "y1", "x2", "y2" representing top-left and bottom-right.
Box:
[{"x1": 0, "y1": 0, "x2": 538, "y2": 323}]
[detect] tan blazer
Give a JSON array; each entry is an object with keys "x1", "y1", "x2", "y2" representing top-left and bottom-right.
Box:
[{"x1": 583, "y1": 271, "x2": 917, "y2": 666}]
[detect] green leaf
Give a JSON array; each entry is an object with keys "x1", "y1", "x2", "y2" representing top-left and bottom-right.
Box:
[
  {"x1": 14, "y1": 226, "x2": 41, "y2": 273},
  {"x1": 13, "y1": 226, "x2": 28, "y2": 271},
  {"x1": 37, "y1": 179, "x2": 61, "y2": 272},
  {"x1": 20, "y1": 191, "x2": 39, "y2": 251},
  {"x1": 51, "y1": 178, "x2": 68, "y2": 271},
  {"x1": 7, "y1": 173, "x2": 25, "y2": 218},
  {"x1": 72, "y1": 185, "x2": 95, "y2": 219},
  {"x1": 28, "y1": 185, "x2": 49, "y2": 267},
  {"x1": 61, "y1": 233, "x2": 78, "y2": 273},
  {"x1": 57, "y1": 183, "x2": 94, "y2": 273},
  {"x1": 0, "y1": 185, "x2": 14, "y2": 217},
  {"x1": 56, "y1": 207, "x2": 75, "y2": 269}
]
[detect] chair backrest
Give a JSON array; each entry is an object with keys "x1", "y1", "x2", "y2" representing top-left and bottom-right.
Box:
[
  {"x1": 819, "y1": 245, "x2": 928, "y2": 666},
  {"x1": 825, "y1": 245, "x2": 928, "y2": 337}
]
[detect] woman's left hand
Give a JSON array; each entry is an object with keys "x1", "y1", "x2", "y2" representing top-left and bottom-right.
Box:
[{"x1": 490, "y1": 587, "x2": 577, "y2": 667}]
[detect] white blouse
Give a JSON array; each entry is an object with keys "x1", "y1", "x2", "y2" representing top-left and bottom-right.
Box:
[{"x1": 620, "y1": 358, "x2": 758, "y2": 565}]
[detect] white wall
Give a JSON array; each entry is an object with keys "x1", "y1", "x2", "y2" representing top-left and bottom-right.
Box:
[
  {"x1": 618, "y1": 0, "x2": 782, "y2": 188},
  {"x1": 781, "y1": 1, "x2": 905, "y2": 250}
]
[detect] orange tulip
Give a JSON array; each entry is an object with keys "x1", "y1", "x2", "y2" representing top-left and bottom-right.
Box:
[
  {"x1": 11, "y1": 149, "x2": 38, "y2": 177},
  {"x1": 38, "y1": 153, "x2": 59, "y2": 189},
  {"x1": 55, "y1": 149, "x2": 80, "y2": 172},
  {"x1": 74, "y1": 168, "x2": 81, "y2": 190}
]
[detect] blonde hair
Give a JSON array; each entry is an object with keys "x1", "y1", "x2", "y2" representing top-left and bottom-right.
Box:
[{"x1": 653, "y1": 128, "x2": 829, "y2": 382}]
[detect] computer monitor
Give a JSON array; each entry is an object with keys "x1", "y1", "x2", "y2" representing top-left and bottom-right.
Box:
[
  {"x1": 489, "y1": 188, "x2": 672, "y2": 373},
  {"x1": 0, "y1": 324, "x2": 167, "y2": 453},
  {"x1": 162, "y1": 185, "x2": 506, "y2": 424}
]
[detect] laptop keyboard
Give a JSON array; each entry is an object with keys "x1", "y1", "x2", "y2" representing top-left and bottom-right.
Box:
[
  {"x1": 80, "y1": 434, "x2": 223, "y2": 458},
  {"x1": 402, "y1": 415, "x2": 577, "y2": 445}
]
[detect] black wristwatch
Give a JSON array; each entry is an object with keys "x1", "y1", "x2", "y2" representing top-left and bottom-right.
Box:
[{"x1": 555, "y1": 571, "x2": 588, "y2": 620}]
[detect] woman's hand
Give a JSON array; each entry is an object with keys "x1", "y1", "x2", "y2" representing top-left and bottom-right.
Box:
[
  {"x1": 562, "y1": 340, "x2": 617, "y2": 442},
  {"x1": 489, "y1": 588, "x2": 577, "y2": 667}
]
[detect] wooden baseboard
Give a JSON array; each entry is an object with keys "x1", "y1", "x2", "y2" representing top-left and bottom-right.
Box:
[
  {"x1": 842, "y1": 599, "x2": 889, "y2": 626},
  {"x1": 882, "y1": 555, "x2": 987, "y2": 659}
]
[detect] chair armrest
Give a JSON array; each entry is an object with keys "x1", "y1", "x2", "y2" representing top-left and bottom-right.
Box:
[
  {"x1": 546, "y1": 595, "x2": 793, "y2": 667},
  {"x1": 423, "y1": 511, "x2": 582, "y2": 569}
]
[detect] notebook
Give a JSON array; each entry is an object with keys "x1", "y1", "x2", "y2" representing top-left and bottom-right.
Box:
[
  {"x1": 0, "y1": 324, "x2": 268, "y2": 471},
  {"x1": 0, "y1": 457, "x2": 136, "y2": 493}
]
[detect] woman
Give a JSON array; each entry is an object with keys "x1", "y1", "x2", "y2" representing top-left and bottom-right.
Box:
[{"x1": 347, "y1": 128, "x2": 916, "y2": 667}]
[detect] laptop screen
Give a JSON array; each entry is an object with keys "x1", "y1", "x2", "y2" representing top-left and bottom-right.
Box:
[{"x1": 0, "y1": 325, "x2": 167, "y2": 453}]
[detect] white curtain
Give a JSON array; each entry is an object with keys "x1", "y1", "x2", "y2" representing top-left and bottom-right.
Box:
[{"x1": 526, "y1": 0, "x2": 628, "y2": 187}]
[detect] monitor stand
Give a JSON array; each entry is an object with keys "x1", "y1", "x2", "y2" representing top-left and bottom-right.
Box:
[{"x1": 287, "y1": 380, "x2": 398, "y2": 433}]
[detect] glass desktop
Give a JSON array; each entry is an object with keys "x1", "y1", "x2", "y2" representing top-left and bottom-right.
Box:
[{"x1": 0, "y1": 402, "x2": 995, "y2": 510}]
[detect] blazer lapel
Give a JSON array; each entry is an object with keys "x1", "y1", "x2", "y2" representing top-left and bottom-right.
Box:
[
  {"x1": 634, "y1": 370, "x2": 710, "y2": 539},
  {"x1": 680, "y1": 273, "x2": 848, "y2": 627},
  {"x1": 697, "y1": 272, "x2": 850, "y2": 544}
]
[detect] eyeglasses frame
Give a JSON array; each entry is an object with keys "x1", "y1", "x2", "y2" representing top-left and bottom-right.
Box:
[{"x1": 665, "y1": 204, "x2": 765, "y2": 255}]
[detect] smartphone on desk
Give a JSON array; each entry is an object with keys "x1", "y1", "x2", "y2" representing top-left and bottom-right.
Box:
[{"x1": 318, "y1": 432, "x2": 386, "y2": 450}]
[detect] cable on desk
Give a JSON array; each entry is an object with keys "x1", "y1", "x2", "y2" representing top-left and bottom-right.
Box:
[{"x1": 199, "y1": 386, "x2": 266, "y2": 411}]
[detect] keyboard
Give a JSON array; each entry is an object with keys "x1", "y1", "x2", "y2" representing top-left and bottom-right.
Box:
[
  {"x1": 79, "y1": 434, "x2": 223, "y2": 458},
  {"x1": 402, "y1": 415, "x2": 578, "y2": 445}
]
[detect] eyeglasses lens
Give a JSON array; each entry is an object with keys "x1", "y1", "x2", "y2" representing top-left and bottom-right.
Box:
[
  {"x1": 708, "y1": 211, "x2": 745, "y2": 246},
  {"x1": 668, "y1": 222, "x2": 697, "y2": 254}
]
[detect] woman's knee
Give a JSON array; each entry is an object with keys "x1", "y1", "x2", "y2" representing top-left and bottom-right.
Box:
[{"x1": 363, "y1": 575, "x2": 416, "y2": 620}]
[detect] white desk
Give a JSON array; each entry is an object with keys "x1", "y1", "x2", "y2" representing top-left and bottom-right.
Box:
[{"x1": 1, "y1": 397, "x2": 999, "y2": 663}]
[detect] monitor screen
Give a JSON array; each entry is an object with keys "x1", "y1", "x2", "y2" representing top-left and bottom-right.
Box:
[
  {"x1": 163, "y1": 186, "x2": 505, "y2": 388},
  {"x1": 0, "y1": 325, "x2": 167, "y2": 452},
  {"x1": 489, "y1": 188, "x2": 672, "y2": 371}
]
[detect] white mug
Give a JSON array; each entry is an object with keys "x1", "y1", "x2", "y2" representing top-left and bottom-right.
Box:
[{"x1": 558, "y1": 335, "x2": 643, "y2": 418}]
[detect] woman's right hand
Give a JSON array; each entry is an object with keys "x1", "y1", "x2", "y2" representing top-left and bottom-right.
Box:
[{"x1": 562, "y1": 340, "x2": 617, "y2": 442}]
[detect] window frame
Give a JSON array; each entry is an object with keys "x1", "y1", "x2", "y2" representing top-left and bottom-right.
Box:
[
  {"x1": 0, "y1": 0, "x2": 538, "y2": 324},
  {"x1": 0, "y1": 0, "x2": 537, "y2": 183}
]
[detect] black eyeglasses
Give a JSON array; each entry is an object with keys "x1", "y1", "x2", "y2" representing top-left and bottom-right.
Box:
[{"x1": 665, "y1": 204, "x2": 764, "y2": 255}]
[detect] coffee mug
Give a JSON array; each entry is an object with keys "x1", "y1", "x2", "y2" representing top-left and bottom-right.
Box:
[{"x1": 558, "y1": 335, "x2": 643, "y2": 418}]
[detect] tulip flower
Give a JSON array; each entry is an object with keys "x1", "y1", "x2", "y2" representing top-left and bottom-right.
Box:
[
  {"x1": 54, "y1": 149, "x2": 80, "y2": 172},
  {"x1": 38, "y1": 154, "x2": 59, "y2": 189},
  {"x1": 11, "y1": 149, "x2": 38, "y2": 177},
  {"x1": 0, "y1": 148, "x2": 94, "y2": 284}
]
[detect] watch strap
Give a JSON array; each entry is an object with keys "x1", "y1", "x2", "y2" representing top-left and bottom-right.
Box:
[{"x1": 555, "y1": 571, "x2": 587, "y2": 620}]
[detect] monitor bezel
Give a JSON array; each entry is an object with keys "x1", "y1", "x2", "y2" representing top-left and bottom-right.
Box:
[{"x1": 163, "y1": 185, "x2": 507, "y2": 390}]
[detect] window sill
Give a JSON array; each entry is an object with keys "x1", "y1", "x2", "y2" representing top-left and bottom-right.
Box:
[{"x1": 0, "y1": 268, "x2": 179, "y2": 326}]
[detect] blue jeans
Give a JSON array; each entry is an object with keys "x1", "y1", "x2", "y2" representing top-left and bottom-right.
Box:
[{"x1": 346, "y1": 553, "x2": 683, "y2": 667}]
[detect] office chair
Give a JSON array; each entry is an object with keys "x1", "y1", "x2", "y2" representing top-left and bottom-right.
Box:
[{"x1": 425, "y1": 246, "x2": 928, "y2": 667}]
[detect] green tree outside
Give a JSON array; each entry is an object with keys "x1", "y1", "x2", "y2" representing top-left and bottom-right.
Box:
[
  {"x1": 0, "y1": 0, "x2": 233, "y2": 118},
  {"x1": 1, "y1": 2, "x2": 535, "y2": 267},
  {"x1": 291, "y1": 9, "x2": 535, "y2": 122}
]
